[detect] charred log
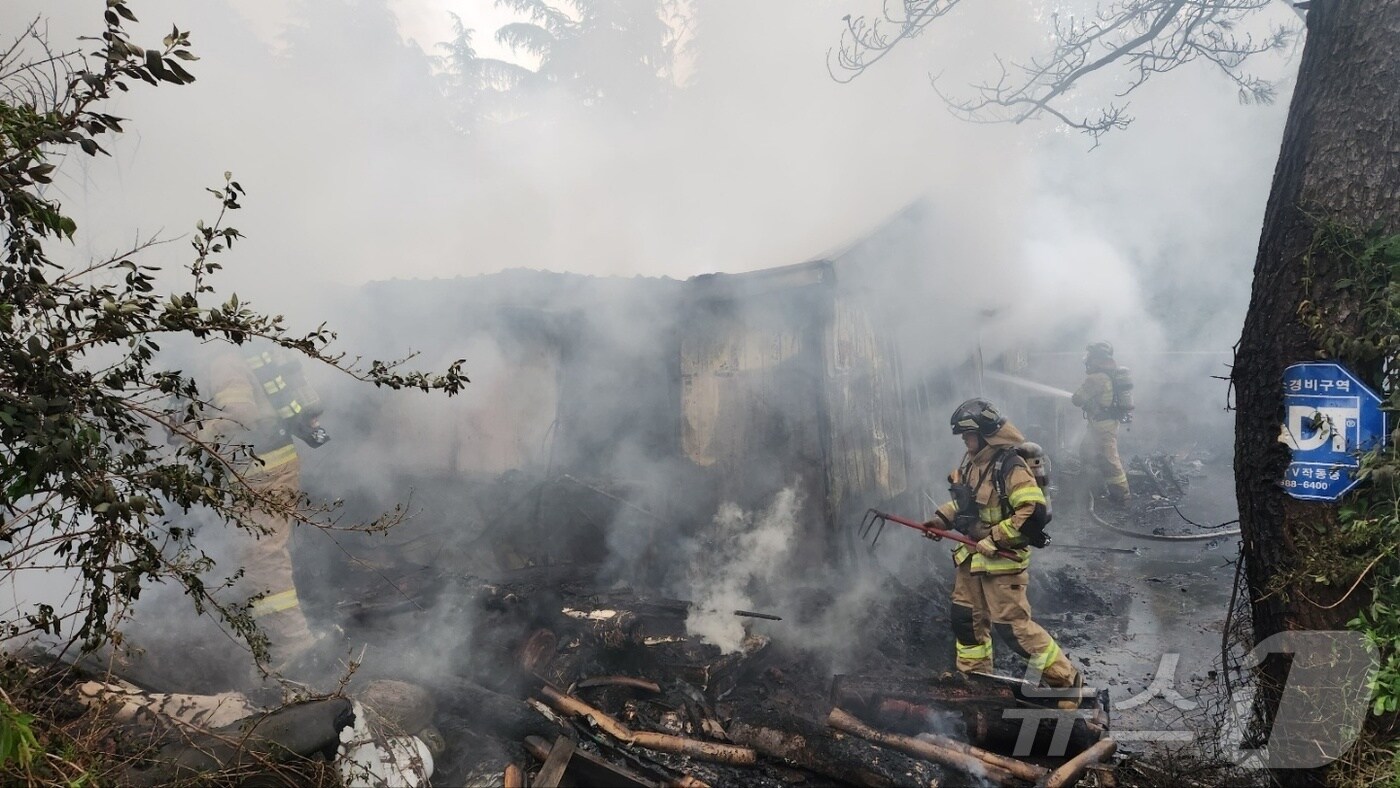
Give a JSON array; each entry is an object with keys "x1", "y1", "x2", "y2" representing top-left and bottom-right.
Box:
[
  {"x1": 1041, "y1": 738, "x2": 1117, "y2": 788},
  {"x1": 576, "y1": 675, "x2": 662, "y2": 694},
  {"x1": 533, "y1": 735, "x2": 577, "y2": 788},
  {"x1": 436, "y1": 678, "x2": 562, "y2": 741},
  {"x1": 832, "y1": 673, "x2": 1102, "y2": 756},
  {"x1": 524, "y1": 735, "x2": 665, "y2": 788},
  {"x1": 828, "y1": 707, "x2": 1043, "y2": 784},
  {"x1": 630, "y1": 731, "x2": 758, "y2": 766},
  {"x1": 727, "y1": 707, "x2": 946, "y2": 788},
  {"x1": 535, "y1": 685, "x2": 759, "y2": 766}
]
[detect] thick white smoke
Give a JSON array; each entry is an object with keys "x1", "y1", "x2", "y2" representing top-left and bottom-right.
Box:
[{"x1": 684, "y1": 487, "x2": 803, "y2": 653}]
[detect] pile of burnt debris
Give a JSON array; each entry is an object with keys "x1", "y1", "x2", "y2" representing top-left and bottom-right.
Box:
[
  {"x1": 421, "y1": 568, "x2": 1115, "y2": 787},
  {"x1": 1125, "y1": 454, "x2": 1197, "y2": 502},
  {"x1": 34, "y1": 560, "x2": 1121, "y2": 787}
]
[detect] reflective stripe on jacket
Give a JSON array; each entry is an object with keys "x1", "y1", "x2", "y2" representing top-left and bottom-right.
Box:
[
  {"x1": 249, "y1": 588, "x2": 300, "y2": 618},
  {"x1": 204, "y1": 349, "x2": 298, "y2": 473},
  {"x1": 935, "y1": 421, "x2": 1045, "y2": 575}
]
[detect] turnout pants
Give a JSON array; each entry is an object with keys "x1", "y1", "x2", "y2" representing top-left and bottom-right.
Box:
[
  {"x1": 236, "y1": 457, "x2": 315, "y2": 667},
  {"x1": 950, "y1": 560, "x2": 1078, "y2": 687},
  {"x1": 1081, "y1": 418, "x2": 1129, "y2": 499}
]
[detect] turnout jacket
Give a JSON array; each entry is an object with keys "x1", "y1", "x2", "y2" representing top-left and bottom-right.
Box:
[
  {"x1": 201, "y1": 346, "x2": 299, "y2": 474},
  {"x1": 1072, "y1": 369, "x2": 1115, "y2": 421},
  {"x1": 933, "y1": 422, "x2": 1045, "y2": 575}
]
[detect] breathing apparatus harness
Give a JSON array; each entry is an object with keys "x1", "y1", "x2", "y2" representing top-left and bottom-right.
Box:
[
  {"x1": 1084, "y1": 342, "x2": 1134, "y2": 424},
  {"x1": 245, "y1": 349, "x2": 330, "y2": 450},
  {"x1": 946, "y1": 443, "x2": 1053, "y2": 548}
]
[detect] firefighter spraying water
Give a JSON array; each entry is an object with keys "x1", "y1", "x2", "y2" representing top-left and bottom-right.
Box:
[{"x1": 1072, "y1": 342, "x2": 1134, "y2": 505}]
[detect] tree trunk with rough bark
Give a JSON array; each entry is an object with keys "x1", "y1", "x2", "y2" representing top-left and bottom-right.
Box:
[{"x1": 1234, "y1": 2, "x2": 1400, "y2": 784}]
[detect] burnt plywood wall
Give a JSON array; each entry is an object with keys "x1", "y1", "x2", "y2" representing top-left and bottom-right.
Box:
[
  {"x1": 341, "y1": 266, "x2": 918, "y2": 572},
  {"x1": 822, "y1": 298, "x2": 909, "y2": 524},
  {"x1": 678, "y1": 263, "x2": 913, "y2": 567},
  {"x1": 679, "y1": 280, "x2": 830, "y2": 568}
]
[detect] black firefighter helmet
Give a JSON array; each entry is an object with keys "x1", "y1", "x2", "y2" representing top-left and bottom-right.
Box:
[{"x1": 950, "y1": 398, "x2": 1006, "y2": 437}]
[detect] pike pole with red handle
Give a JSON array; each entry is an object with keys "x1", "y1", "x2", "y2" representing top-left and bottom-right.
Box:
[{"x1": 859, "y1": 509, "x2": 1021, "y2": 560}]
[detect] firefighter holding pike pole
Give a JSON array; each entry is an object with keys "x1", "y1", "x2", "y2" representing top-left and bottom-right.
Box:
[{"x1": 909, "y1": 399, "x2": 1082, "y2": 707}]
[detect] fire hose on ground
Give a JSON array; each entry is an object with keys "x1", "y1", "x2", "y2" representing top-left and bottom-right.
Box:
[{"x1": 1086, "y1": 491, "x2": 1240, "y2": 541}]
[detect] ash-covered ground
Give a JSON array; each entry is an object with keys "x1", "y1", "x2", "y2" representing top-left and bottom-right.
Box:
[{"x1": 77, "y1": 444, "x2": 1240, "y2": 787}]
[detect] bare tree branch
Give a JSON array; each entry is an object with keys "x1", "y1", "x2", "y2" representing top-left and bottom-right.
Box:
[
  {"x1": 833, "y1": 0, "x2": 1297, "y2": 142},
  {"x1": 828, "y1": 0, "x2": 962, "y2": 83}
]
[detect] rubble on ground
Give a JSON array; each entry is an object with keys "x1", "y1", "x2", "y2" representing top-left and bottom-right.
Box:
[{"x1": 24, "y1": 556, "x2": 1124, "y2": 787}]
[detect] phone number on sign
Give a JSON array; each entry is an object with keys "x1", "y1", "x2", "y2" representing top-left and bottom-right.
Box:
[{"x1": 1283, "y1": 478, "x2": 1336, "y2": 491}]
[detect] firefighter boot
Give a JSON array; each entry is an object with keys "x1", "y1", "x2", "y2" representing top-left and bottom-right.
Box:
[{"x1": 1041, "y1": 659, "x2": 1083, "y2": 711}]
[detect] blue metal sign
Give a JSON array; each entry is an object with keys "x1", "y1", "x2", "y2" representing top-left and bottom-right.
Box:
[{"x1": 1280, "y1": 362, "x2": 1388, "y2": 501}]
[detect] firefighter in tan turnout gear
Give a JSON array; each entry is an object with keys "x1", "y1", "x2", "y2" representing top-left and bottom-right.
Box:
[
  {"x1": 201, "y1": 343, "x2": 330, "y2": 671},
  {"x1": 925, "y1": 399, "x2": 1082, "y2": 704},
  {"x1": 1071, "y1": 341, "x2": 1132, "y2": 504}
]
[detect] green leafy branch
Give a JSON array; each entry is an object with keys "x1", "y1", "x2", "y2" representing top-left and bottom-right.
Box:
[
  {"x1": 1, "y1": 2, "x2": 468, "y2": 664},
  {"x1": 0, "y1": 692, "x2": 38, "y2": 771}
]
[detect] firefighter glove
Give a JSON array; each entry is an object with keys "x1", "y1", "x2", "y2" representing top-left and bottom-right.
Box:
[
  {"x1": 921, "y1": 522, "x2": 943, "y2": 541},
  {"x1": 973, "y1": 537, "x2": 999, "y2": 557}
]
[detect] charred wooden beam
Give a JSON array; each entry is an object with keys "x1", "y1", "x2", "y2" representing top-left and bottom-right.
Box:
[
  {"x1": 535, "y1": 685, "x2": 757, "y2": 766},
  {"x1": 524, "y1": 735, "x2": 663, "y2": 788},
  {"x1": 833, "y1": 672, "x2": 1099, "y2": 714},
  {"x1": 1041, "y1": 737, "x2": 1117, "y2": 788},
  {"x1": 518, "y1": 628, "x2": 559, "y2": 673},
  {"x1": 75, "y1": 680, "x2": 257, "y2": 730},
  {"x1": 630, "y1": 731, "x2": 757, "y2": 766},
  {"x1": 832, "y1": 673, "x2": 1103, "y2": 756},
  {"x1": 576, "y1": 675, "x2": 662, "y2": 694},
  {"x1": 828, "y1": 707, "x2": 1037, "y2": 784},
  {"x1": 914, "y1": 731, "x2": 1049, "y2": 784},
  {"x1": 732, "y1": 609, "x2": 782, "y2": 621},
  {"x1": 727, "y1": 708, "x2": 944, "y2": 788},
  {"x1": 557, "y1": 594, "x2": 724, "y2": 647},
  {"x1": 562, "y1": 606, "x2": 648, "y2": 649},
  {"x1": 435, "y1": 678, "x2": 560, "y2": 741},
  {"x1": 537, "y1": 684, "x2": 634, "y2": 742},
  {"x1": 533, "y1": 736, "x2": 575, "y2": 788}
]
